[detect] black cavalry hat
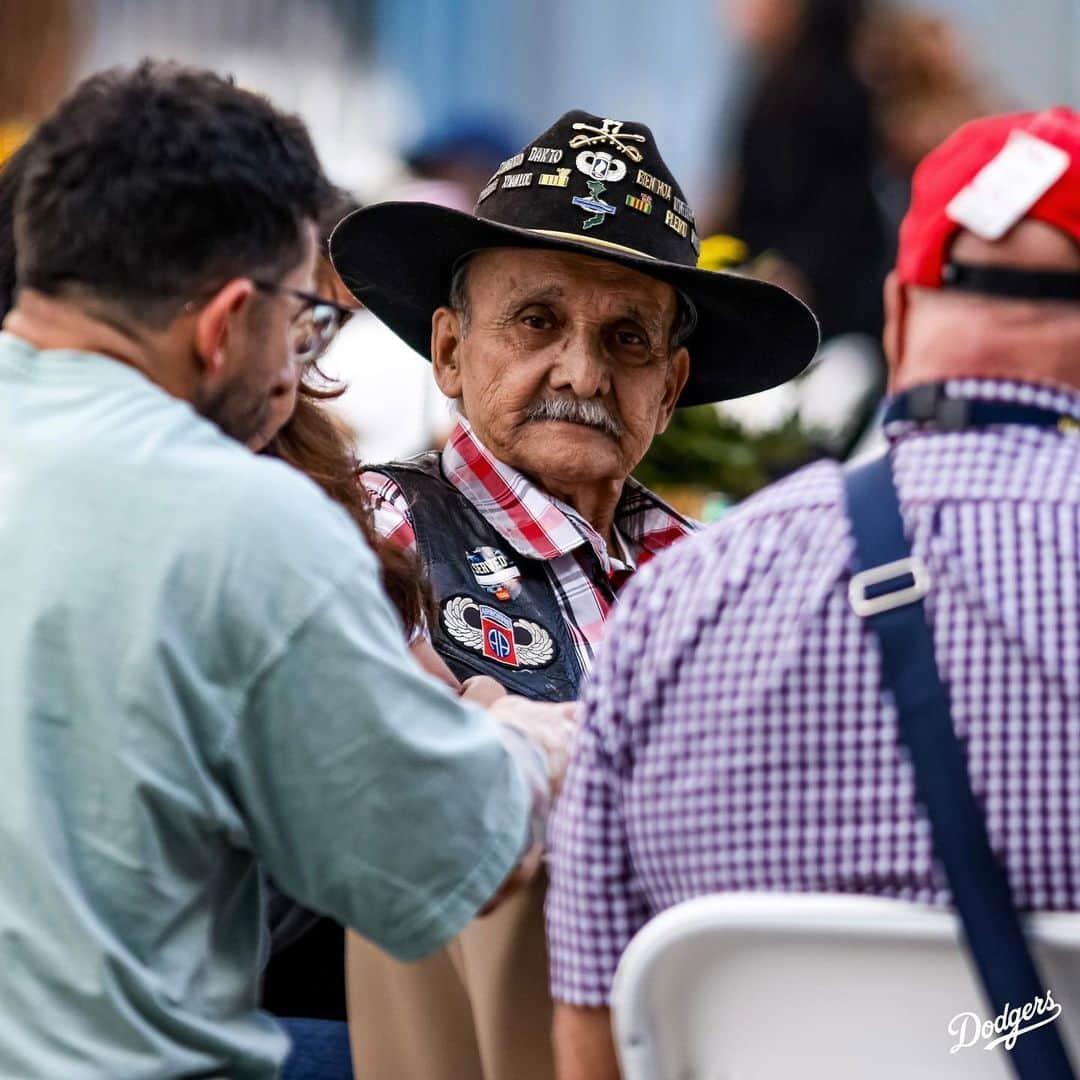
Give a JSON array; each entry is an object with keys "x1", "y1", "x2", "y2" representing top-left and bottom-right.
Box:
[{"x1": 330, "y1": 110, "x2": 819, "y2": 405}]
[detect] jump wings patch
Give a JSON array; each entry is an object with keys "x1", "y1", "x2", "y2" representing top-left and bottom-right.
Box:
[{"x1": 441, "y1": 595, "x2": 556, "y2": 669}]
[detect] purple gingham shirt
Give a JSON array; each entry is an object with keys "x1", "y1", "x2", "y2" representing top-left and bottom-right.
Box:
[{"x1": 547, "y1": 378, "x2": 1080, "y2": 1006}]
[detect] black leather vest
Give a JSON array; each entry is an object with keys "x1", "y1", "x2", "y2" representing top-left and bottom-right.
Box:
[{"x1": 372, "y1": 454, "x2": 585, "y2": 701}]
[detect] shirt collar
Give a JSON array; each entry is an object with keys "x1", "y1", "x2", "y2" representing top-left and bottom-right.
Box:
[
  {"x1": 440, "y1": 417, "x2": 694, "y2": 569},
  {"x1": 885, "y1": 378, "x2": 1080, "y2": 442}
]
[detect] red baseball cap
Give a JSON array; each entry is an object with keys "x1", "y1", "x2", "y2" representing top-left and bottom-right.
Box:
[{"x1": 897, "y1": 107, "x2": 1080, "y2": 287}]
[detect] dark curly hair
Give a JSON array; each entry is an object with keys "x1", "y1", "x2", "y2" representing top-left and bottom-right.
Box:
[{"x1": 14, "y1": 59, "x2": 329, "y2": 327}]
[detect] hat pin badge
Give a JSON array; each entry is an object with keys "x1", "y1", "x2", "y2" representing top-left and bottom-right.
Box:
[
  {"x1": 568, "y1": 119, "x2": 646, "y2": 162},
  {"x1": 572, "y1": 181, "x2": 617, "y2": 231},
  {"x1": 468, "y1": 546, "x2": 522, "y2": 601}
]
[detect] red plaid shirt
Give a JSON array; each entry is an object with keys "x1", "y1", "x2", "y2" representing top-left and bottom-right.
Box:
[{"x1": 360, "y1": 417, "x2": 695, "y2": 674}]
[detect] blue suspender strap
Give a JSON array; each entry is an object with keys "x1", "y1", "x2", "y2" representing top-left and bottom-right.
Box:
[
  {"x1": 843, "y1": 455, "x2": 1076, "y2": 1079},
  {"x1": 881, "y1": 389, "x2": 1068, "y2": 431}
]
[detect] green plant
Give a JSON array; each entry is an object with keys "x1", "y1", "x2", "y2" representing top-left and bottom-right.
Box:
[{"x1": 634, "y1": 405, "x2": 816, "y2": 502}]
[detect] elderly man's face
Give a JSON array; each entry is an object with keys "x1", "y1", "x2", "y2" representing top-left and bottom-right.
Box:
[{"x1": 431, "y1": 248, "x2": 690, "y2": 492}]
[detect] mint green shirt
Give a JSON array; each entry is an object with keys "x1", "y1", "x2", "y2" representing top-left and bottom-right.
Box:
[{"x1": 0, "y1": 333, "x2": 528, "y2": 1079}]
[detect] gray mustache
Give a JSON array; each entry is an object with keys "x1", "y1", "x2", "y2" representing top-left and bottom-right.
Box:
[{"x1": 525, "y1": 397, "x2": 623, "y2": 438}]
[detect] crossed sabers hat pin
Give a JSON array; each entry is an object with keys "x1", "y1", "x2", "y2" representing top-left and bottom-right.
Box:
[{"x1": 568, "y1": 119, "x2": 646, "y2": 163}]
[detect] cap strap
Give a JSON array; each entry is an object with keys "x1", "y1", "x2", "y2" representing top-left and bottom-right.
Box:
[{"x1": 942, "y1": 261, "x2": 1080, "y2": 302}]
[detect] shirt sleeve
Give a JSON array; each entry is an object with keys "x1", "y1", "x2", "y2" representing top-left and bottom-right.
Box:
[
  {"x1": 359, "y1": 469, "x2": 429, "y2": 643},
  {"x1": 546, "y1": 560, "x2": 661, "y2": 1006},
  {"x1": 359, "y1": 469, "x2": 418, "y2": 555},
  {"x1": 218, "y1": 546, "x2": 530, "y2": 962}
]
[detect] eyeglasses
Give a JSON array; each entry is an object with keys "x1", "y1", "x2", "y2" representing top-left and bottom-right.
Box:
[{"x1": 252, "y1": 279, "x2": 355, "y2": 367}]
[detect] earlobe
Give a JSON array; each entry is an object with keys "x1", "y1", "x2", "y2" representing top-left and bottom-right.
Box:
[
  {"x1": 194, "y1": 279, "x2": 256, "y2": 377},
  {"x1": 431, "y1": 306, "x2": 464, "y2": 399},
  {"x1": 193, "y1": 309, "x2": 226, "y2": 377}
]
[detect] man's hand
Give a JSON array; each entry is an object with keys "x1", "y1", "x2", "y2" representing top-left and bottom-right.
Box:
[
  {"x1": 409, "y1": 637, "x2": 464, "y2": 691},
  {"x1": 554, "y1": 1004, "x2": 619, "y2": 1080},
  {"x1": 477, "y1": 841, "x2": 545, "y2": 915},
  {"x1": 474, "y1": 695, "x2": 578, "y2": 915},
  {"x1": 487, "y1": 695, "x2": 578, "y2": 796},
  {"x1": 460, "y1": 674, "x2": 508, "y2": 707}
]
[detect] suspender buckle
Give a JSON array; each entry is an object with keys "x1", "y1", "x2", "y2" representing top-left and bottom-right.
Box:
[
  {"x1": 905, "y1": 384, "x2": 971, "y2": 430},
  {"x1": 848, "y1": 556, "x2": 931, "y2": 617}
]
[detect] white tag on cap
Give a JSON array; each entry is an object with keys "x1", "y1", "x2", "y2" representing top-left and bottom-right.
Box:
[{"x1": 946, "y1": 130, "x2": 1070, "y2": 241}]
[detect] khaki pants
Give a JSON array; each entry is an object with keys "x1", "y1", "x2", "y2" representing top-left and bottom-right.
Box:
[{"x1": 347, "y1": 873, "x2": 554, "y2": 1080}]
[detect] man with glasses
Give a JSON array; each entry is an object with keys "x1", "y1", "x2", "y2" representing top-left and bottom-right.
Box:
[
  {"x1": 252, "y1": 278, "x2": 354, "y2": 367},
  {"x1": 244, "y1": 277, "x2": 355, "y2": 453},
  {"x1": 0, "y1": 62, "x2": 572, "y2": 1079}
]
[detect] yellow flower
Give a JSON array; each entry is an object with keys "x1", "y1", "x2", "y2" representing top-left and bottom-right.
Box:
[
  {"x1": 697, "y1": 233, "x2": 749, "y2": 272},
  {"x1": 0, "y1": 123, "x2": 29, "y2": 169}
]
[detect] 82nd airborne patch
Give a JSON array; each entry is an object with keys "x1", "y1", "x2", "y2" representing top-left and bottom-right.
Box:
[{"x1": 441, "y1": 595, "x2": 556, "y2": 670}]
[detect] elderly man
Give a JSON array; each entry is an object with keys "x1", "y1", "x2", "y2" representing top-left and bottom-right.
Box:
[
  {"x1": 0, "y1": 63, "x2": 572, "y2": 1080},
  {"x1": 330, "y1": 110, "x2": 818, "y2": 1078},
  {"x1": 546, "y1": 106, "x2": 1080, "y2": 1077}
]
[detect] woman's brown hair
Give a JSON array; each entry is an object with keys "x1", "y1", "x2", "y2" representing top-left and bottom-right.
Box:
[
  {"x1": 264, "y1": 183, "x2": 433, "y2": 638},
  {"x1": 267, "y1": 380, "x2": 433, "y2": 638}
]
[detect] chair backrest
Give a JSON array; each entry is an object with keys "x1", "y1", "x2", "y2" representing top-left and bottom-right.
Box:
[{"x1": 610, "y1": 893, "x2": 1080, "y2": 1080}]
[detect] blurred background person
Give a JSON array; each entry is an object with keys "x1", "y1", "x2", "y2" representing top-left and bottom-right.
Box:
[
  {"x1": 317, "y1": 115, "x2": 521, "y2": 464},
  {"x1": 0, "y1": 0, "x2": 78, "y2": 166},
  {"x1": 0, "y1": 141, "x2": 31, "y2": 318},
  {"x1": 857, "y1": 4, "x2": 995, "y2": 231},
  {"x1": 710, "y1": 0, "x2": 891, "y2": 342},
  {"x1": 0, "y1": 0, "x2": 80, "y2": 314},
  {"x1": 404, "y1": 116, "x2": 520, "y2": 211},
  {"x1": 691, "y1": 0, "x2": 996, "y2": 490}
]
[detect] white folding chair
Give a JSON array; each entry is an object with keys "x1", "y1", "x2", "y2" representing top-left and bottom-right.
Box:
[{"x1": 611, "y1": 892, "x2": 1080, "y2": 1080}]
